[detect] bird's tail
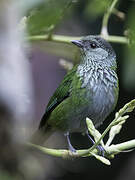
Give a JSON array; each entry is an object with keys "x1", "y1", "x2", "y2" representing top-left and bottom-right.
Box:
[{"x1": 30, "y1": 126, "x2": 53, "y2": 146}]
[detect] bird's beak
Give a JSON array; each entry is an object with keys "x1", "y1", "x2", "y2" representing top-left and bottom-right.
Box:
[{"x1": 71, "y1": 40, "x2": 83, "y2": 48}]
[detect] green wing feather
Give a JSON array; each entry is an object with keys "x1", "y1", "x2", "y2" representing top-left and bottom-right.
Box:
[{"x1": 39, "y1": 65, "x2": 77, "y2": 128}]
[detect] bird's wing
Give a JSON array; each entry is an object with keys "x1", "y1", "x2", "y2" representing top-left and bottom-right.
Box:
[{"x1": 39, "y1": 65, "x2": 77, "y2": 128}]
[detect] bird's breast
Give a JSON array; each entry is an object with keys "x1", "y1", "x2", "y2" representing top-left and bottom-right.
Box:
[{"x1": 77, "y1": 66, "x2": 118, "y2": 127}]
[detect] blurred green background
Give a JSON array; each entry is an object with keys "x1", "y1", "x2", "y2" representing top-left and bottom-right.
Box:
[{"x1": 26, "y1": 0, "x2": 135, "y2": 179}]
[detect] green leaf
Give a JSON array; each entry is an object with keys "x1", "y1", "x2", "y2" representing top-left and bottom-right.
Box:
[
  {"x1": 84, "y1": 0, "x2": 111, "y2": 19},
  {"x1": 27, "y1": 0, "x2": 73, "y2": 35}
]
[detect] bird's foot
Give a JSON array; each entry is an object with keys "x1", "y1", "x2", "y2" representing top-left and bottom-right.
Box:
[
  {"x1": 65, "y1": 132, "x2": 77, "y2": 156},
  {"x1": 96, "y1": 145, "x2": 105, "y2": 156},
  {"x1": 68, "y1": 144, "x2": 77, "y2": 156},
  {"x1": 86, "y1": 132, "x2": 105, "y2": 156},
  {"x1": 69, "y1": 145, "x2": 76, "y2": 153},
  {"x1": 68, "y1": 146, "x2": 78, "y2": 159}
]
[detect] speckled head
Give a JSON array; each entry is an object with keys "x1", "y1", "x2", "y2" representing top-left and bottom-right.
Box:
[{"x1": 72, "y1": 35, "x2": 116, "y2": 69}]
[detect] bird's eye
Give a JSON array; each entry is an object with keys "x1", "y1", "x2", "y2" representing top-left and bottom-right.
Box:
[{"x1": 90, "y1": 43, "x2": 97, "y2": 49}]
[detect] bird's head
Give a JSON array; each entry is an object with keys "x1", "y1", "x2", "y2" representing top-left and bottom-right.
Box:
[{"x1": 71, "y1": 35, "x2": 116, "y2": 68}]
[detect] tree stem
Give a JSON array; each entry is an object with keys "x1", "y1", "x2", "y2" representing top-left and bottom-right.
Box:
[{"x1": 27, "y1": 34, "x2": 128, "y2": 45}]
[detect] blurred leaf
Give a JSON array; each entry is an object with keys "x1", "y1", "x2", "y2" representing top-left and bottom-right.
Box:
[
  {"x1": 27, "y1": 0, "x2": 73, "y2": 35},
  {"x1": 123, "y1": 5, "x2": 135, "y2": 91},
  {"x1": 84, "y1": 0, "x2": 112, "y2": 19}
]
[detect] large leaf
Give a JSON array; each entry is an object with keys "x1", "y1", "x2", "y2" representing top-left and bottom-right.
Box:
[{"x1": 27, "y1": 0, "x2": 73, "y2": 35}]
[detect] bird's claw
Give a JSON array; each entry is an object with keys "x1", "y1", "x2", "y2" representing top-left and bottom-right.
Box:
[{"x1": 96, "y1": 145, "x2": 105, "y2": 156}]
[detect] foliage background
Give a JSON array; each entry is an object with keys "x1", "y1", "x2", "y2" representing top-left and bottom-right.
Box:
[
  {"x1": 0, "y1": 0, "x2": 135, "y2": 179},
  {"x1": 29, "y1": 0, "x2": 135, "y2": 179}
]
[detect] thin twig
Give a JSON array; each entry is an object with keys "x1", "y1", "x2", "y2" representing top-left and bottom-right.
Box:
[{"x1": 100, "y1": 0, "x2": 118, "y2": 36}]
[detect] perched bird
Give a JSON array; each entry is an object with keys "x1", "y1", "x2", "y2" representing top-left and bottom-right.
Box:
[{"x1": 32, "y1": 35, "x2": 119, "y2": 152}]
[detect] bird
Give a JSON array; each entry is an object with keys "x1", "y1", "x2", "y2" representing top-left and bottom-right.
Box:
[{"x1": 32, "y1": 35, "x2": 119, "y2": 153}]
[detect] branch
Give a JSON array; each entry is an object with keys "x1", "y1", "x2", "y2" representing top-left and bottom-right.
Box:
[
  {"x1": 27, "y1": 34, "x2": 79, "y2": 44},
  {"x1": 28, "y1": 138, "x2": 135, "y2": 164},
  {"x1": 28, "y1": 99, "x2": 135, "y2": 165},
  {"x1": 27, "y1": 34, "x2": 129, "y2": 45},
  {"x1": 100, "y1": 0, "x2": 118, "y2": 36}
]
